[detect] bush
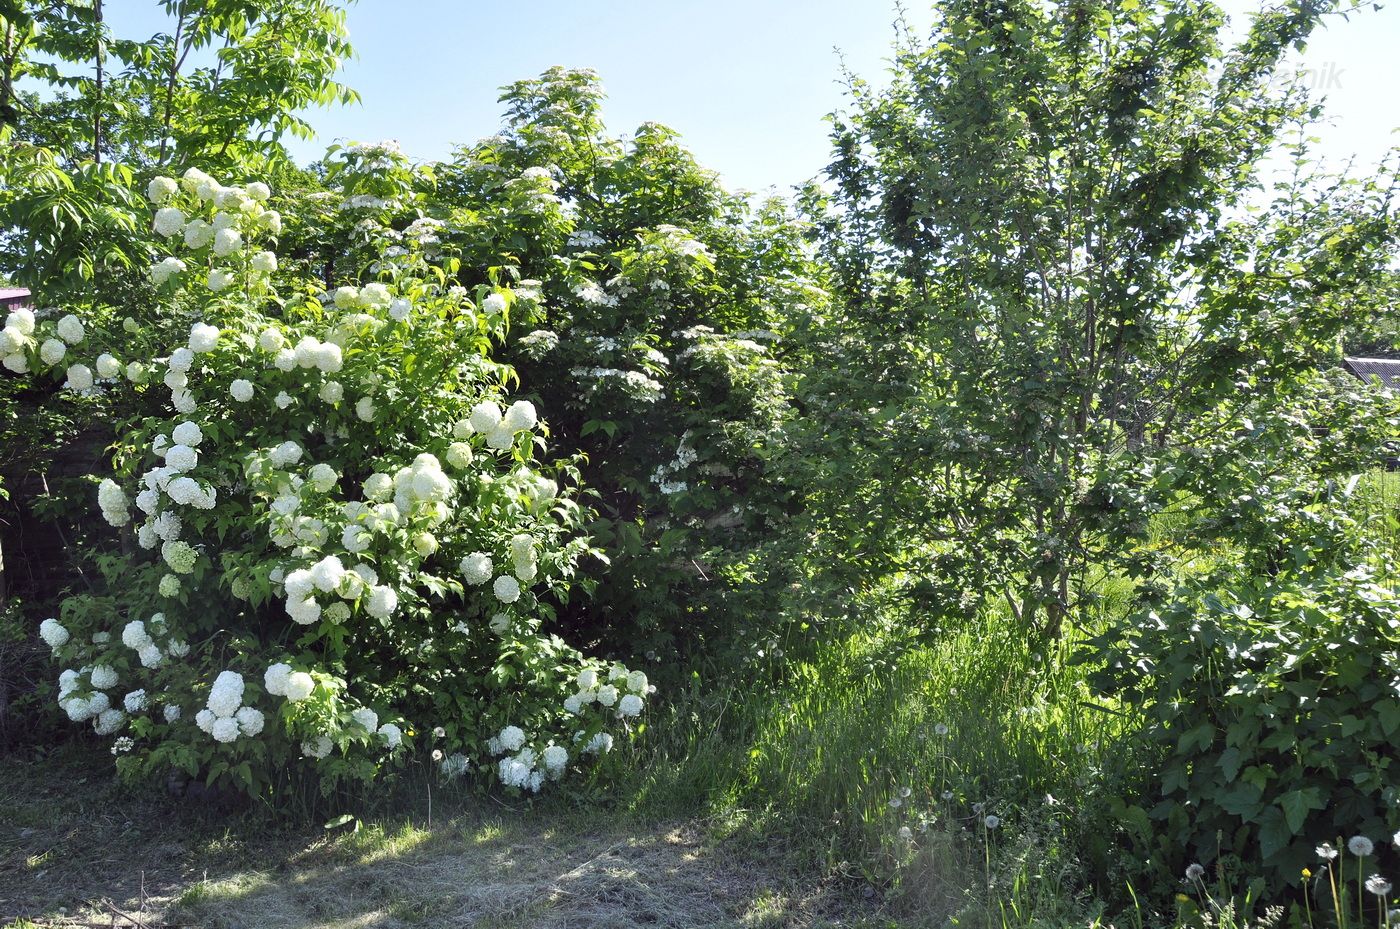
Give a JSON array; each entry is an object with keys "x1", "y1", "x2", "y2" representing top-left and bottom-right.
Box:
[
  {"x1": 2, "y1": 165, "x2": 651, "y2": 799},
  {"x1": 1093, "y1": 544, "x2": 1400, "y2": 895}
]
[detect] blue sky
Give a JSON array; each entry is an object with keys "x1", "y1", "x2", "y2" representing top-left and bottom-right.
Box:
[{"x1": 109, "y1": 0, "x2": 1398, "y2": 193}]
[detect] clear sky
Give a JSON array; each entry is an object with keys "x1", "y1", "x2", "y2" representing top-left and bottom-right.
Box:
[{"x1": 109, "y1": 0, "x2": 1399, "y2": 193}]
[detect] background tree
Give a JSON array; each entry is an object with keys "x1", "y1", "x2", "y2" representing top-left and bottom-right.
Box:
[{"x1": 801, "y1": 0, "x2": 1399, "y2": 640}]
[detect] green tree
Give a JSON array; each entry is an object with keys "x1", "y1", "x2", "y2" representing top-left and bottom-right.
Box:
[{"x1": 803, "y1": 0, "x2": 1399, "y2": 639}]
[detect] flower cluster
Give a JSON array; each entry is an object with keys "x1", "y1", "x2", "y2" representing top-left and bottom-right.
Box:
[{"x1": 11, "y1": 167, "x2": 651, "y2": 797}]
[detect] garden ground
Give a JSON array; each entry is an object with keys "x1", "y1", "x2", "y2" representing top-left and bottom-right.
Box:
[{"x1": 0, "y1": 749, "x2": 916, "y2": 929}]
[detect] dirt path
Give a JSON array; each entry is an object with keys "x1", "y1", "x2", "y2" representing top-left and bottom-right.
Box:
[{"x1": 0, "y1": 753, "x2": 886, "y2": 929}]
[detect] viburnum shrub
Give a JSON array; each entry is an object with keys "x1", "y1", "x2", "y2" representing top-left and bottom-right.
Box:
[{"x1": 4, "y1": 166, "x2": 651, "y2": 798}]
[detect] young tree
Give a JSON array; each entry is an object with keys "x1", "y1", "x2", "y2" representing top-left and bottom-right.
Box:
[{"x1": 804, "y1": 0, "x2": 1399, "y2": 638}]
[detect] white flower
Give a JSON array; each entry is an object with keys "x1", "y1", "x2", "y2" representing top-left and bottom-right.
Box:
[
  {"x1": 264, "y1": 663, "x2": 293, "y2": 696},
  {"x1": 309, "y1": 554, "x2": 346, "y2": 592},
  {"x1": 63, "y1": 364, "x2": 93, "y2": 391},
  {"x1": 39, "y1": 338, "x2": 66, "y2": 366},
  {"x1": 236, "y1": 706, "x2": 265, "y2": 737},
  {"x1": 207, "y1": 670, "x2": 244, "y2": 717},
  {"x1": 563, "y1": 695, "x2": 581, "y2": 714},
  {"x1": 171, "y1": 421, "x2": 204, "y2": 447},
  {"x1": 138, "y1": 643, "x2": 164, "y2": 668},
  {"x1": 618, "y1": 693, "x2": 644, "y2": 717},
  {"x1": 147, "y1": 176, "x2": 178, "y2": 203},
  {"x1": 94, "y1": 708, "x2": 126, "y2": 735},
  {"x1": 584, "y1": 732, "x2": 613, "y2": 754},
  {"x1": 3, "y1": 352, "x2": 29, "y2": 373},
  {"x1": 189, "y1": 322, "x2": 220, "y2": 353},
  {"x1": 246, "y1": 181, "x2": 271, "y2": 201},
  {"x1": 492, "y1": 575, "x2": 520, "y2": 603},
  {"x1": 260, "y1": 210, "x2": 282, "y2": 234},
  {"x1": 121, "y1": 619, "x2": 153, "y2": 650},
  {"x1": 287, "y1": 595, "x2": 321, "y2": 625},
  {"x1": 352, "y1": 707, "x2": 379, "y2": 732},
  {"x1": 389, "y1": 298, "x2": 411, "y2": 321},
  {"x1": 258, "y1": 327, "x2": 284, "y2": 352},
  {"x1": 542, "y1": 744, "x2": 568, "y2": 775},
  {"x1": 502, "y1": 400, "x2": 537, "y2": 432},
  {"x1": 482, "y1": 292, "x2": 507, "y2": 314},
  {"x1": 269, "y1": 440, "x2": 303, "y2": 468},
  {"x1": 251, "y1": 250, "x2": 277, "y2": 273},
  {"x1": 308, "y1": 462, "x2": 339, "y2": 492},
  {"x1": 1366, "y1": 875, "x2": 1393, "y2": 896},
  {"x1": 56, "y1": 314, "x2": 85, "y2": 345},
  {"x1": 284, "y1": 671, "x2": 315, "y2": 702},
  {"x1": 319, "y1": 380, "x2": 344, "y2": 403},
  {"x1": 365, "y1": 585, "x2": 398, "y2": 619},
  {"x1": 596, "y1": 685, "x2": 618, "y2": 707},
  {"x1": 378, "y1": 723, "x2": 403, "y2": 748},
  {"x1": 92, "y1": 353, "x2": 120, "y2": 379},
  {"x1": 229, "y1": 378, "x2": 254, "y2": 402},
  {"x1": 626, "y1": 670, "x2": 648, "y2": 693},
  {"x1": 498, "y1": 725, "x2": 526, "y2": 752},
  {"x1": 154, "y1": 207, "x2": 185, "y2": 237},
  {"x1": 165, "y1": 443, "x2": 198, "y2": 473},
  {"x1": 163, "y1": 704, "x2": 181, "y2": 723},
  {"x1": 7, "y1": 308, "x2": 35, "y2": 334},
  {"x1": 1349, "y1": 836, "x2": 1375, "y2": 857},
  {"x1": 123, "y1": 689, "x2": 148, "y2": 713},
  {"x1": 489, "y1": 613, "x2": 510, "y2": 634},
  {"x1": 470, "y1": 401, "x2": 503, "y2": 433},
  {"x1": 90, "y1": 665, "x2": 119, "y2": 689},
  {"x1": 181, "y1": 218, "x2": 212, "y2": 249},
  {"x1": 315, "y1": 342, "x2": 343, "y2": 373},
  {"x1": 211, "y1": 716, "x2": 240, "y2": 742},
  {"x1": 301, "y1": 735, "x2": 332, "y2": 758},
  {"x1": 486, "y1": 425, "x2": 515, "y2": 450},
  {"x1": 39, "y1": 618, "x2": 69, "y2": 649},
  {"x1": 207, "y1": 269, "x2": 234, "y2": 292},
  {"x1": 212, "y1": 228, "x2": 243, "y2": 259},
  {"x1": 356, "y1": 396, "x2": 376, "y2": 421},
  {"x1": 195, "y1": 708, "x2": 216, "y2": 733},
  {"x1": 459, "y1": 552, "x2": 493, "y2": 585}
]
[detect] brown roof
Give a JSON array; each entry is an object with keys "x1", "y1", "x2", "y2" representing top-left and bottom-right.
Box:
[{"x1": 1344, "y1": 357, "x2": 1400, "y2": 389}]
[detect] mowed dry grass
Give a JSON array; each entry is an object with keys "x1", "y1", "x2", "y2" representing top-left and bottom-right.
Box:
[{"x1": 0, "y1": 750, "x2": 892, "y2": 929}]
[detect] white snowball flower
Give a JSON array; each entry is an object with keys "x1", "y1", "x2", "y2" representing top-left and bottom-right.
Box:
[
  {"x1": 211, "y1": 716, "x2": 240, "y2": 742},
  {"x1": 355, "y1": 396, "x2": 376, "y2": 421},
  {"x1": 6, "y1": 308, "x2": 35, "y2": 334},
  {"x1": 596, "y1": 685, "x2": 618, "y2": 707},
  {"x1": 172, "y1": 421, "x2": 204, "y2": 447},
  {"x1": 147, "y1": 175, "x2": 178, "y2": 203},
  {"x1": 309, "y1": 463, "x2": 338, "y2": 493},
  {"x1": 183, "y1": 218, "x2": 214, "y2": 249},
  {"x1": 39, "y1": 338, "x2": 66, "y2": 365},
  {"x1": 286, "y1": 595, "x2": 321, "y2": 625},
  {"x1": 125, "y1": 361, "x2": 146, "y2": 382},
  {"x1": 246, "y1": 181, "x2": 271, "y2": 201},
  {"x1": 207, "y1": 269, "x2": 234, "y2": 292},
  {"x1": 39, "y1": 618, "x2": 69, "y2": 649},
  {"x1": 389, "y1": 298, "x2": 411, "y2": 321},
  {"x1": 56, "y1": 314, "x2": 85, "y2": 345},
  {"x1": 90, "y1": 665, "x2": 119, "y2": 689},
  {"x1": 121, "y1": 619, "x2": 152, "y2": 650},
  {"x1": 302, "y1": 735, "x2": 332, "y2": 758},
  {"x1": 498, "y1": 725, "x2": 526, "y2": 752},
  {"x1": 230, "y1": 378, "x2": 254, "y2": 402},
  {"x1": 319, "y1": 380, "x2": 344, "y2": 403},
  {"x1": 165, "y1": 443, "x2": 198, "y2": 472},
  {"x1": 251, "y1": 250, "x2": 277, "y2": 273},
  {"x1": 563, "y1": 695, "x2": 581, "y2": 714},
  {"x1": 263, "y1": 663, "x2": 293, "y2": 697},
  {"x1": 258, "y1": 327, "x2": 284, "y2": 352},
  {"x1": 95, "y1": 353, "x2": 121, "y2": 378},
  {"x1": 618, "y1": 694, "x2": 644, "y2": 717},
  {"x1": 154, "y1": 206, "x2": 185, "y2": 237},
  {"x1": 309, "y1": 554, "x2": 346, "y2": 592},
  {"x1": 469, "y1": 401, "x2": 502, "y2": 433},
  {"x1": 235, "y1": 706, "x2": 265, "y2": 737},
  {"x1": 3, "y1": 352, "x2": 29, "y2": 373},
  {"x1": 365, "y1": 585, "x2": 398, "y2": 619},
  {"x1": 94, "y1": 708, "x2": 127, "y2": 735},
  {"x1": 352, "y1": 707, "x2": 379, "y2": 732},
  {"x1": 577, "y1": 669, "x2": 599, "y2": 691},
  {"x1": 163, "y1": 704, "x2": 181, "y2": 723},
  {"x1": 63, "y1": 363, "x2": 92, "y2": 391},
  {"x1": 273, "y1": 390, "x2": 293, "y2": 410},
  {"x1": 123, "y1": 689, "x2": 148, "y2": 713},
  {"x1": 542, "y1": 744, "x2": 568, "y2": 775},
  {"x1": 377, "y1": 723, "x2": 403, "y2": 748},
  {"x1": 584, "y1": 732, "x2": 613, "y2": 754},
  {"x1": 188, "y1": 322, "x2": 220, "y2": 353},
  {"x1": 207, "y1": 670, "x2": 244, "y2": 717},
  {"x1": 492, "y1": 575, "x2": 521, "y2": 603},
  {"x1": 341, "y1": 522, "x2": 371, "y2": 553},
  {"x1": 460, "y1": 553, "x2": 493, "y2": 585},
  {"x1": 315, "y1": 342, "x2": 343, "y2": 373},
  {"x1": 483, "y1": 292, "x2": 508, "y2": 314},
  {"x1": 269, "y1": 440, "x2": 303, "y2": 468},
  {"x1": 195, "y1": 708, "x2": 216, "y2": 733},
  {"x1": 260, "y1": 210, "x2": 282, "y2": 234},
  {"x1": 489, "y1": 613, "x2": 510, "y2": 634},
  {"x1": 284, "y1": 671, "x2": 315, "y2": 702},
  {"x1": 333, "y1": 286, "x2": 360, "y2": 308},
  {"x1": 503, "y1": 400, "x2": 538, "y2": 432}
]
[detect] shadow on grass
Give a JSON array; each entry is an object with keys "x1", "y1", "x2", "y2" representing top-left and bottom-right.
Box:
[{"x1": 0, "y1": 744, "x2": 888, "y2": 929}]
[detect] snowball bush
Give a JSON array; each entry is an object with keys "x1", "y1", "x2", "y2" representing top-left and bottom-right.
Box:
[{"x1": 9, "y1": 166, "x2": 651, "y2": 797}]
